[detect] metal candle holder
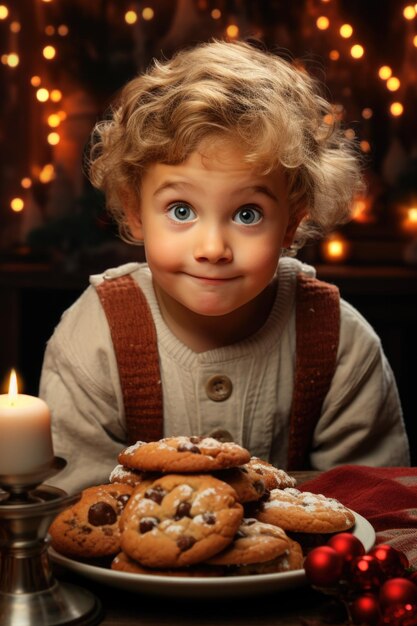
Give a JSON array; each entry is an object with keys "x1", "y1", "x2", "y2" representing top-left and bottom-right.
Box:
[{"x1": 0, "y1": 457, "x2": 102, "y2": 625}]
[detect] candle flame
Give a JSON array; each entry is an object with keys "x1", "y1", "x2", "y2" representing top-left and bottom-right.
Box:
[{"x1": 8, "y1": 369, "x2": 18, "y2": 404}]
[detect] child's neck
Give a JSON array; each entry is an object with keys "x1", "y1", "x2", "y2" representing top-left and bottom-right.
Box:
[{"x1": 154, "y1": 281, "x2": 277, "y2": 353}]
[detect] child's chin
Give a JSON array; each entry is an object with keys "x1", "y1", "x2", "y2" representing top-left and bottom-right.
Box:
[{"x1": 192, "y1": 304, "x2": 241, "y2": 317}]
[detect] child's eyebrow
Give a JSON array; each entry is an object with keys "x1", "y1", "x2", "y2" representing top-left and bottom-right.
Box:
[
  {"x1": 242, "y1": 185, "x2": 279, "y2": 202},
  {"x1": 153, "y1": 181, "x2": 193, "y2": 197},
  {"x1": 153, "y1": 181, "x2": 279, "y2": 202}
]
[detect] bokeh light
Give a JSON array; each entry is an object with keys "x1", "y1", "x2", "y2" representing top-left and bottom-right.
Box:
[
  {"x1": 350, "y1": 44, "x2": 364, "y2": 59},
  {"x1": 10, "y1": 197, "x2": 24, "y2": 212},
  {"x1": 316, "y1": 16, "x2": 330, "y2": 30}
]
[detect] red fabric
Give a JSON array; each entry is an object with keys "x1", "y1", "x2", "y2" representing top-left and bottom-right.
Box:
[{"x1": 300, "y1": 466, "x2": 417, "y2": 567}]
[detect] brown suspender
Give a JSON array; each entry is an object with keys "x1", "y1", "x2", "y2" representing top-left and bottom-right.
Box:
[
  {"x1": 286, "y1": 274, "x2": 340, "y2": 469},
  {"x1": 96, "y1": 272, "x2": 340, "y2": 469},
  {"x1": 96, "y1": 275, "x2": 163, "y2": 444}
]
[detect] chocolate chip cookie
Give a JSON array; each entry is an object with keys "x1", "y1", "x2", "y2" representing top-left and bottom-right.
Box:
[
  {"x1": 111, "y1": 551, "x2": 223, "y2": 577},
  {"x1": 213, "y1": 466, "x2": 266, "y2": 503},
  {"x1": 49, "y1": 483, "x2": 133, "y2": 558},
  {"x1": 109, "y1": 463, "x2": 160, "y2": 488},
  {"x1": 245, "y1": 457, "x2": 297, "y2": 490},
  {"x1": 118, "y1": 436, "x2": 251, "y2": 473},
  {"x1": 256, "y1": 487, "x2": 355, "y2": 533},
  {"x1": 214, "y1": 540, "x2": 304, "y2": 575},
  {"x1": 120, "y1": 473, "x2": 243, "y2": 568},
  {"x1": 206, "y1": 518, "x2": 290, "y2": 566}
]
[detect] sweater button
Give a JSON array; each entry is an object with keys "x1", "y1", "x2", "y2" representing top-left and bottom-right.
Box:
[
  {"x1": 205, "y1": 375, "x2": 233, "y2": 402},
  {"x1": 204, "y1": 428, "x2": 234, "y2": 442}
]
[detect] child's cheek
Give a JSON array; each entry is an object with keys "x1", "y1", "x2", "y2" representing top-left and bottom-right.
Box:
[{"x1": 144, "y1": 236, "x2": 184, "y2": 273}]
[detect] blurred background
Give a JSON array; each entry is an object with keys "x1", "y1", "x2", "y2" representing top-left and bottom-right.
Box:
[{"x1": 0, "y1": 0, "x2": 416, "y2": 460}]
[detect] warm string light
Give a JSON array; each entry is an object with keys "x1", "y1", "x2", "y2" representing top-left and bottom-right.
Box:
[
  {"x1": 38, "y1": 164, "x2": 55, "y2": 183},
  {"x1": 311, "y1": 0, "x2": 417, "y2": 182},
  {"x1": 362, "y1": 107, "x2": 373, "y2": 120},
  {"x1": 386, "y1": 76, "x2": 400, "y2": 91},
  {"x1": 408, "y1": 208, "x2": 417, "y2": 222},
  {"x1": 350, "y1": 44, "x2": 364, "y2": 59},
  {"x1": 125, "y1": 10, "x2": 138, "y2": 25},
  {"x1": 43, "y1": 45, "x2": 56, "y2": 60},
  {"x1": 5, "y1": 52, "x2": 19, "y2": 67},
  {"x1": 47, "y1": 113, "x2": 61, "y2": 128},
  {"x1": 50, "y1": 89, "x2": 62, "y2": 102},
  {"x1": 47, "y1": 132, "x2": 60, "y2": 146},
  {"x1": 339, "y1": 23, "x2": 353, "y2": 38},
  {"x1": 21, "y1": 177, "x2": 32, "y2": 189},
  {"x1": 10, "y1": 197, "x2": 24, "y2": 212},
  {"x1": 0, "y1": 0, "x2": 65, "y2": 212},
  {"x1": 314, "y1": 6, "x2": 366, "y2": 60},
  {"x1": 402, "y1": 207, "x2": 417, "y2": 232},
  {"x1": 2, "y1": 0, "x2": 415, "y2": 245},
  {"x1": 352, "y1": 197, "x2": 374, "y2": 223},
  {"x1": 359, "y1": 140, "x2": 371, "y2": 153},
  {"x1": 321, "y1": 234, "x2": 350, "y2": 263},
  {"x1": 390, "y1": 102, "x2": 404, "y2": 117},
  {"x1": 3, "y1": 0, "x2": 158, "y2": 216},
  {"x1": 378, "y1": 65, "x2": 392, "y2": 80},
  {"x1": 142, "y1": 7, "x2": 154, "y2": 21},
  {"x1": 403, "y1": 5, "x2": 416, "y2": 20},
  {"x1": 313, "y1": 3, "x2": 370, "y2": 160},
  {"x1": 226, "y1": 23, "x2": 239, "y2": 39},
  {"x1": 316, "y1": 16, "x2": 330, "y2": 30}
]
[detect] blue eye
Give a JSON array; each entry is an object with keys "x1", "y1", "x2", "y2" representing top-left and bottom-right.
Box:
[
  {"x1": 234, "y1": 206, "x2": 262, "y2": 225},
  {"x1": 167, "y1": 203, "x2": 196, "y2": 222}
]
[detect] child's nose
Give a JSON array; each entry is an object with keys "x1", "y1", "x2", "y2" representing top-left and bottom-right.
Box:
[{"x1": 193, "y1": 226, "x2": 232, "y2": 263}]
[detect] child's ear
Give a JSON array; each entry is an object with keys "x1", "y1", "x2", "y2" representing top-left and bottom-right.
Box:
[
  {"x1": 121, "y1": 190, "x2": 144, "y2": 240},
  {"x1": 283, "y1": 210, "x2": 305, "y2": 247},
  {"x1": 126, "y1": 210, "x2": 144, "y2": 240}
]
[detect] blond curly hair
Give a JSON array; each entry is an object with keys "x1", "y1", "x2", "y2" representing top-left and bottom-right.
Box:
[{"x1": 88, "y1": 39, "x2": 364, "y2": 252}]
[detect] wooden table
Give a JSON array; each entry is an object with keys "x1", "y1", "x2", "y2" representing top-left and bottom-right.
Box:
[
  {"x1": 53, "y1": 471, "x2": 350, "y2": 626},
  {"x1": 56, "y1": 577, "x2": 345, "y2": 626}
]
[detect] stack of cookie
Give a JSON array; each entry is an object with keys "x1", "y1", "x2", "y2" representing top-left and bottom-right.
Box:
[{"x1": 49, "y1": 436, "x2": 355, "y2": 577}]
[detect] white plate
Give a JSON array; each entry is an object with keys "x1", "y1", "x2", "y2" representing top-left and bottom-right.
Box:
[{"x1": 50, "y1": 510, "x2": 375, "y2": 598}]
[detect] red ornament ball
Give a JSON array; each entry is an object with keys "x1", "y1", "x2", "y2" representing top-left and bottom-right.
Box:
[
  {"x1": 383, "y1": 602, "x2": 417, "y2": 626},
  {"x1": 379, "y1": 577, "x2": 417, "y2": 610},
  {"x1": 349, "y1": 555, "x2": 384, "y2": 591},
  {"x1": 349, "y1": 593, "x2": 381, "y2": 626},
  {"x1": 368, "y1": 544, "x2": 407, "y2": 578},
  {"x1": 304, "y1": 546, "x2": 344, "y2": 587},
  {"x1": 327, "y1": 532, "x2": 365, "y2": 562}
]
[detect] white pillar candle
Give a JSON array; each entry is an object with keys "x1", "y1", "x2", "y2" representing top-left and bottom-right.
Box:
[{"x1": 0, "y1": 370, "x2": 54, "y2": 475}]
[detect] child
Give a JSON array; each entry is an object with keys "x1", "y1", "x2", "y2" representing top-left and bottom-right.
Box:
[{"x1": 39, "y1": 40, "x2": 410, "y2": 493}]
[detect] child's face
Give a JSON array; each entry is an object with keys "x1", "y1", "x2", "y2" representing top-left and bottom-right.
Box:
[{"x1": 128, "y1": 139, "x2": 299, "y2": 319}]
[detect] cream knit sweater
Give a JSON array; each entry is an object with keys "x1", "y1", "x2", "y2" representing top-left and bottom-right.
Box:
[{"x1": 39, "y1": 257, "x2": 410, "y2": 493}]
